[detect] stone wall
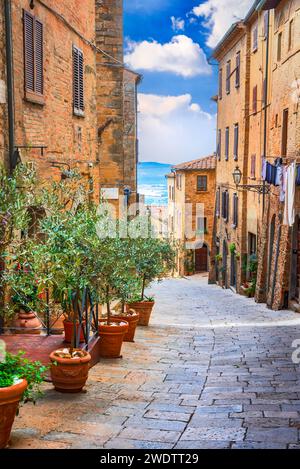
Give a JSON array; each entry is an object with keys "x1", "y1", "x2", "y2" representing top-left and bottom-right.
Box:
[{"x1": 0, "y1": 3, "x2": 7, "y2": 168}]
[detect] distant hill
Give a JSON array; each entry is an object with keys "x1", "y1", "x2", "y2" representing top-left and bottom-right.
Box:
[{"x1": 138, "y1": 162, "x2": 172, "y2": 206}]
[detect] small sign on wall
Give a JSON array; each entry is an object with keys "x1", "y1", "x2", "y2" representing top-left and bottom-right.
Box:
[
  {"x1": 0, "y1": 80, "x2": 6, "y2": 104},
  {"x1": 101, "y1": 187, "x2": 119, "y2": 200}
]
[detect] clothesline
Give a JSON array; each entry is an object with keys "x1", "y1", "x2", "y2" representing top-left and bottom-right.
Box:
[{"x1": 262, "y1": 158, "x2": 298, "y2": 227}]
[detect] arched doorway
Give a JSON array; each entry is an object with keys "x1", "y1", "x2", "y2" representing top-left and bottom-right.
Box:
[
  {"x1": 290, "y1": 215, "x2": 300, "y2": 303},
  {"x1": 222, "y1": 241, "x2": 228, "y2": 288},
  {"x1": 267, "y1": 215, "x2": 276, "y2": 294},
  {"x1": 195, "y1": 244, "x2": 208, "y2": 272}
]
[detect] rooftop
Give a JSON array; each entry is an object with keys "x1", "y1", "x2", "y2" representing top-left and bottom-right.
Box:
[{"x1": 172, "y1": 155, "x2": 216, "y2": 171}]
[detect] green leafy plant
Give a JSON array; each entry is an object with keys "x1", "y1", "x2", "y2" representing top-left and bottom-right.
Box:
[
  {"x1": 229, "y1": 243, "x2": 236, "y2": 254},
  {"x1": 215, "y1": 253, "x2": 222, "y2": 263},
  {"x1": 0, "y1": 351, "x2": 48, "y2": 403}
]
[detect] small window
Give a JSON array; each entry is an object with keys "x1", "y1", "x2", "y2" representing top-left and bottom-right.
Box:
[
  {"x1": 253, "y1": 85, "x2": 258, "y2": 114},
  {"x1": 225, "y1": 127, "x2": 230, "y2": 161},
  {"x1": 226, "y1": 60, "x2": 231, "y2": 94},
  {"x1": 233, "y1": 193, "x2": 238, "y2": 228},
  {"x1": 235, "y1": 52, "x2": 240, "y2": 88},
  {"x1": 253, "y1": 25, "x2": 258, "y2": 52},
  {"x1": 217, "y1": 129, "x2": 221, "y2": 160},
  {"x1": 248, "y1": 232, "x2": 257, "y2": 255},
  {"x1": 197, "y1": 175, "x2": 207, "y2": 192},
  {"x1": 176, "y1": 173, "x2": 182, "y2": 190},
  {"x1": 73, "y1": 45, "x2": 84, "y2": 116},
  {"x1": 288, "y1": 19, "x2": 294, "y2": 51},
  {"x1": 250, "y1": 154, "x2": 256, "y2": 179},
  {"x1": 277, "y1": 32, "x2": 282, "y2": 62},
  {"x1": 233, "y1": 124, "x2": 239, "y2": 161},
  {"x1": 23, "y1": 10, "x2": 44, "y2": 101},
  {"x1": 263, "y1": 11, "x2": 269, "y2": 39},
  {"x1": 219, "y1": 68, "x2": 223, "y2": 100}
]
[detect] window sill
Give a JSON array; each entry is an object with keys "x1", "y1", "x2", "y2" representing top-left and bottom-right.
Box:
[
  {"x1": 73, "y1": 109, "x2": 85, "y2": 118},
  {"x1": 25, "y1": 90, "x2": 45, "y2": 106},
  {"x1": 196, "y1": 190, "x2": 207, "y2": 193}
]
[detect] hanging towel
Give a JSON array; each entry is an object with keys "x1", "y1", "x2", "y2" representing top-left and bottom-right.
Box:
[
  {"x1": 280, "y1": 166, "x2": 287, "y2": 203},
  {"x1": 283, "y1": 162, "x2": 296, "y2": 226},
  {"x1": 275, "y1": 165, "x2": 283, "y2": 187},
  {"x1": 265, "y1": 162, "x2": 272, "y2": 183},
  {"x1": 270, "y1": 164, "x2": 277, "y2": 185}
]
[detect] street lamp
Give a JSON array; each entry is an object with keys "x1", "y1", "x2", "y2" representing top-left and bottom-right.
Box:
[
  {"x1": 232, "y1": 166, "x2": 270, "y2": 195},
  {"x1": 232, "y1": 166, "x2": 242, "y2": 186}
]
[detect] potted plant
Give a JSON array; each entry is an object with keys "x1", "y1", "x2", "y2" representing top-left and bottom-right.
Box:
[
  {"x1": 0, "y1": 351, "x2": 47, "y2": 449},
  {"x1": 127, "y1": 236, "x2": 176, "y2": 326}
]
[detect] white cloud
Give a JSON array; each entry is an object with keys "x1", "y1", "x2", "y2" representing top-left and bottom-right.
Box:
[
  {"x1": 125, "y1": 35, "x2": 211, "y2": 78},
  {"x1": 192, "y1": 0, "x2": 253, "y2": 48},
  {"x1": 171, "y1": 16, "x2": 185, "y2": 32},
  {"x1": 138, "y1": 93, "x2": 216, "y2": 164}
]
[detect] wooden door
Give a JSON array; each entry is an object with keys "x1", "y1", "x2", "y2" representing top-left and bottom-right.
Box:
[{"x1": 195, "y1": 246, "x2": 208, "y2": 272}]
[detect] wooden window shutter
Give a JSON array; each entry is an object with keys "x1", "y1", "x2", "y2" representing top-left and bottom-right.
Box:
[
  {"x1": 216, "y1": 188, "x2": 220, "y2": 217},
  {"x1": 217, "y1": 129, "x2": 221, "y2": 160},
  {"x1": 253, "y1": 85, "x2": 258, "y2": 114},
  {"x1": 219, "y1": 69, "x2": 223, "y2": 99},
  {"x1": 251, "y1": 154, "x2": 256, "y2": 178},
  {"x1": 225, "y1": 127, "x2": 229, "y2": 161},
  {"x1": 233, "y1": 194, "x2": 238, "y2": 228},
  {"x1": 73, "y1": 46, "x2": 84, "y2": 115},
  {"x1": 226, "y1": 61, "x2": 231, "y2": 94},
  {"x1": 234, "y1": 124, "x2": 239, "y2": 161},
  {"x1": 235, "y1": 52, "x2": 240, "y2": 88},
  {"x1": 226, "y1": 191, "x2": 229, "y2": 222},
  {"x1": 24, "y1": 10, "x2": 43, "y2": 97}
]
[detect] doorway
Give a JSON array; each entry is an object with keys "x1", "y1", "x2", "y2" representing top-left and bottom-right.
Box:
[
  {"x1": 195, "y1": 245, "x2": 208, "y2": 272},
  {"x1": 230, "y1": 251, "x2": 237, "y2": 288},
  {"x1": 222, "y1": 241, "x2": 228, "y2": 288}
]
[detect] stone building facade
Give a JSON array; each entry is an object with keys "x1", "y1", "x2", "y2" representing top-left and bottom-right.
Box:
[
  {"x1": 256, "y1": 0, "x2": 300, "y2": 310},
  {"x1": 0, "y1": 5, "x2": 7, "y2": 168},
  {"x1": 167, "y1": 156, "x2": 216, "y2": 276},
  {"x1": 0, "y1": 0, "x2": 138, "y2": 205},
  {"x1": 212, "y1": 22, "x2": 250, "y2": 291}
]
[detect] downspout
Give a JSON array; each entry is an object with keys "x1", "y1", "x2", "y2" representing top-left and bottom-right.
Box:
[{"x1": 4, "y1": 0, "x2": 15, "y2": 173}]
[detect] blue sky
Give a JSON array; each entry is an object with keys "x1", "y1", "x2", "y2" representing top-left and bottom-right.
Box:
[{"x1": 124, "y1": 0, "x2": 253, "y2": 164}]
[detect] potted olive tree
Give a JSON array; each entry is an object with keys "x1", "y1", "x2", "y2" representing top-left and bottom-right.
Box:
[
  {"x1": 127, "y1": 236, "x2": 176, "y2": 326},
  {"x1": 0, "y1": 351, "x2": 47, "y2": 449}
]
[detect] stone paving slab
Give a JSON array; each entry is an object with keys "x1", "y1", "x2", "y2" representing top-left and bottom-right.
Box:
[{"x1": 8, "y1": 275, "x2": 300, "y2": 449}]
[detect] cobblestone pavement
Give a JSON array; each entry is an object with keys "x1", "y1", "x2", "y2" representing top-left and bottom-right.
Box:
[{"x1": 9, "y1": 275, "x2": 300, "y2": 449}]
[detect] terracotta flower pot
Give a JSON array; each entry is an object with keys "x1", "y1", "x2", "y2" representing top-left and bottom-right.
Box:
[
  {"x1": 63, "y1": 319, "x2": 86, "y2": 344},
  {"x1": 0, "y1": 379, "x2": 28, "y2": 449},
  {"x1": 50, "y1": 349, "x2": 91, "y2": 393},
  {"x1": 14, "y1": 311, "x2": 42, "y2": 334},
  {"x1": 111, "y1": 310, "x2": 140, "y2": 342},
  {"x1": 98, "y1": 321, "x2": 129, "y2": 358},
  {"x1": 127, "y1": 301, "x2": 155, "y2": 326}
]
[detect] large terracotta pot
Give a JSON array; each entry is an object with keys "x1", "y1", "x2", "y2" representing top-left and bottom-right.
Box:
[
  {"x1": 50, "y1": 350, "x2": 91, "y2": 393},
  {"x1": 63, "y1": 319, "x2": 86, "y2": 344},
  {"x1": 0, "y1": 379, "x2": 28, "y2": 449},
  {"x1": 98, "y1": 321, "x2": 129, "y2": 358},
  {"x1": 14, "y1": 311, "x2": 42, "y2": 334},
  {"x1": 127, "y1": 301, "x2": 155, "y2": 326},
  {"x1": 111, "y1": 310, "x2": 140, "y2": 342}
]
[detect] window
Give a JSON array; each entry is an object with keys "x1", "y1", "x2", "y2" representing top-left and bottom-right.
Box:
[
  {"x1": 176, "y1": 173, "x2": 182, "y2": 190},
  {"x1": 281, "y1": 108, "x2": 289, "y2": 157},
  {"x1": 277, "y1": 32, "x2": 282, "y2": 61},
  {"x1": 197, "y1": 175, "x2": 207, "y2": 192},
  {"x1": 233, "y1": 124, "x2": 239, "y2": 161},
  {"x1": 219, "y1": 68, "x2": 223, "y2": 99},
  {"x1": 235, "y1": 52, "x2": 240, "y2": 88},
  {"x1": 263, "y1": 11, "x2": 269, "y2": 39},
  {"x1": 250, "y1": 154, "x2": 256, "y2": 179},
  {"x1": 225, "y1": 127, "x2": 230, "y2": 161},
  {"x1": 233, "y1": 193, "x2": 238, "y2": 228},
  {"x1": 248, "y1": 232, "x2": 257, "y2": 255},
  {"x1": 216, "y1": 187, "x2": 220, "y2": 218},
  {"x1": 222, "y1": 190, "x2": 229, "y2": 222},
  {"x1": 253, "y1": 25, "x2": 258, "y2": 52},
  {"x1": 23, "y1": 10, "x2": 44, "y2": 102},
  {"x1": 226, "y1": 60, "x2": 231, "y2": 94},
  {"x1": 253, "y1": 85, "x2": 258, "y2": 114},
  {"x1": 73, "y1": 45, "x2": 84, "y2": 116},
  {"x1": 288, "y1": 19, "x2": 294, "y2": 51},
  {"x1": 217, "y1": 129, "x2": 221, "y2": 160}
]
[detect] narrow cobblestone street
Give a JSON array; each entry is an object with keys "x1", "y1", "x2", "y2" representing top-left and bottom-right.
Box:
[{"x1": 9, "y1": 275, "x2": 300, "y2": 450}]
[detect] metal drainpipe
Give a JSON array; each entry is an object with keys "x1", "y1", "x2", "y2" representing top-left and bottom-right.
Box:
[
  {"x1": 4, "y1": 0, "x2": 15, "y2": 173},
  {"x1": 262, "y1": 9, "x2": 270, "y2": 214}
]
